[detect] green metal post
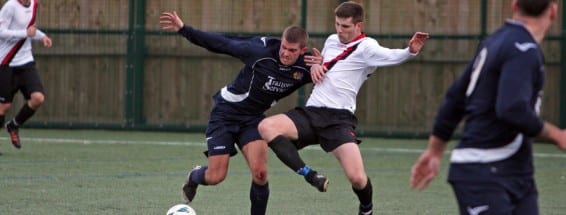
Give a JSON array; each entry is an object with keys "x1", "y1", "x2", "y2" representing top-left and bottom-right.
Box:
[
  {"x1": 480, "y1": 0, "x2": 487, "y2": 40},
  {"x1": 561, "y1": 2, "x2": 566, "y2": 127},
  {"x1": 297, "y1": 0, "x2": 308, "y2": 106},
  {"x1": 125, "y1": 0, "x2": 146, "y2": 127}
]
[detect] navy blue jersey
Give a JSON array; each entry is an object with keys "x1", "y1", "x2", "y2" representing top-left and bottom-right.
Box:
[
  {"x1": 178, "y1": 26, "x2": 312, "y2": 117},
  {"x1": 431, "y1": 21, "x2": 545, "y2": 182}
]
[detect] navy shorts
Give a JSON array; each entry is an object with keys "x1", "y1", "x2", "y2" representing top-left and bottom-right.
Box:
[
  {"x1": 204, "y1": 112, "x2": 264, "y2": 157},
  {"x1": 0, "y1": 62, "x2": 44, "y2": 103},
  {"x1": 285, "y1": 106, "x2": 360, "y2": 152},
  {"x1": 450, "y1": 178, "x2": 539, "y2": 215}
]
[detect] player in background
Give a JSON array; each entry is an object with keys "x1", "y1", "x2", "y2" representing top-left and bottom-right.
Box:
[
  {"x1": 160, "y1": 11, "x2": 322, "y2": 215},
  {"x1": 411, "y1": 0, "x2": 565, "y2": 214},
  {"x1": 257, "y1": 2, "x2": 428, "y2": 214},
  {"x1": 0, "y1": 0, "x2": 52, "y2": 152}
]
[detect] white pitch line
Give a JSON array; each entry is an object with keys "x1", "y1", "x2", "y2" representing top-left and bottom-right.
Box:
[{"x1": 2, "y1": 137, "x2": 565, "y2": 159}]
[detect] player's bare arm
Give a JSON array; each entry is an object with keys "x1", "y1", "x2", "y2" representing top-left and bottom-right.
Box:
[
  {"x1": 160, "y1": 11, "x2": 184, "y2": 32},
  {"x1": 310, "y1": 64, "x2": 327, "y2": 84},
  {"x1": 410, "y1": 135, "x2": 446, "y2": 191},
  {"x1": 26, "y1": 25, "x2": 36, "y2": 37},
  {"x1": 408, "y1": 32, "x2": 429, "y2": 54},
  {"x1": 539, "y1": 122, "x2": 566, "y2": 150},
  {"x1": 42, "y1": 36, "x2": 52, "y2": 48},
  {"x1": 304, "y1": 47, "x2": 322, "y2": 67},
  {"x1": 307, "y1": 48, "x2": 325, "y2": 84}
]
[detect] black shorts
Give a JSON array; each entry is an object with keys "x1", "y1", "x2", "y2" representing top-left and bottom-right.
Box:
[
  {"x1": 285, "y1": 106, "x2": 360, "y2": 152},
  {"x1": 0, "y1": 62, "x2": 44, "y2": 103}
]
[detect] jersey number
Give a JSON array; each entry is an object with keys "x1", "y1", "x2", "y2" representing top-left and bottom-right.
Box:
[{"x1": 466, "y1": 48, "x2": 487, "y2": 97}]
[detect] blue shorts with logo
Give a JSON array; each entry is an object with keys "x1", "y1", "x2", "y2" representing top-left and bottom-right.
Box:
[
  {"x1": 204, "y1": 107, "x2": 264, "y2": 157},
  {"x1": 449, "y1": 177, "x2": 538, "y2": 215}
]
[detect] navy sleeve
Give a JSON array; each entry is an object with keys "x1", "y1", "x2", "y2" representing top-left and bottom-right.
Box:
[
  {"x1": 178, "y1": 25, "x2": 252, "y2": 60},
  {"x1": 495, "y1": 49, "x2": 544, "y2": 137},
  {"x1": 431, "y1": 63, "x2": 471, "y2": 141}
]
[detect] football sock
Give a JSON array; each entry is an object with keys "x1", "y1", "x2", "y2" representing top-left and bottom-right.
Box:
[
  {"x1": 0, "y1": 115, "x2": 4, "y2": 126},
  {"x1": 353, "y1": 177, "x2": 373, "y2": 210},
  {"x1": 268, "y1": 135, "x2": 306, "y2": 173},
  {"x1": 14, "y1": 103, "x2": 35, "y2": 126},
  {"x1": 190, "y1": 166, "x2": 208, "y2": 185},
  {"x1": 298, "y1": 165, "x2": 312, "y2": 176},
  {"x1": 250, "y1": 182, "x2": 269, "y2": 215}
]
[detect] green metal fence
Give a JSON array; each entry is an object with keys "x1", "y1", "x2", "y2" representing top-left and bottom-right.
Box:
[{"x1": 13, "y1": 0, "x2": 565, "y2": 138}]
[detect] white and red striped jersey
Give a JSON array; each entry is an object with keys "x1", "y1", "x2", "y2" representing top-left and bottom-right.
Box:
[
  {"x1": 306, "y1": 33, "x2": 416, "y2": 113},
  {"x1": 0, "y1": 0, "x2": 45, "y2": 67}
]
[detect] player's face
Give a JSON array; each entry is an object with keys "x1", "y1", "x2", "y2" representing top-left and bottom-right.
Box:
[
  {"x1": 335, "y1": 17, "x2": 362, "y2": 44},
  {"x1": 279, "y1": 39, "x2": 306, "y2": 66}
]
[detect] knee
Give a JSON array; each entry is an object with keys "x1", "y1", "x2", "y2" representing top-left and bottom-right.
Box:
[
  {"x1": 29, "y1": 93, "x2": 45, "y2": 108},
  {"x1": 0, "y1": 103, "x2": 12, "y2": 114},
  {"x1": 258, "y1": 118, "x2": 279, "y2": 141},
  {"x1": 348, "y1": 174, "x2": 368, "y2": 189},
  {"x1": 206, "y1": 170, "x2": 227, "y2": 185},
  {"x1": 251, "y1": 166, "x2": 268, "y2": 184}
]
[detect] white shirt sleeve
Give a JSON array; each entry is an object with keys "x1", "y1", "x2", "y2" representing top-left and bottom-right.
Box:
[
  {"x1": 0, "y1": 2, "x2": 27, "y2": 39},
  {"x1": 32, "y1": 29, "x2": 45, "y2": 40},
  {"x1": 362, "y1": 40, "x2": 416, "y2": 67}
]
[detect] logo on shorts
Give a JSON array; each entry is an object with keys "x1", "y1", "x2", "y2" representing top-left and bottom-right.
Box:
[
  {"x1": 467, "y1": 205, "x2": 489, "y2": 215},
  {"x1": 349, "y1": 130, "x2": 356, "y2": 137},
  {"x1": 213, "y1": 146, "x2": 226, "y2": 150}
]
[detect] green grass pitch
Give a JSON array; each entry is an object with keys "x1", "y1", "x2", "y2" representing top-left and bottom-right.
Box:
[{"x1": 0, "y1": 129, "x2": 564, "y2": 214}]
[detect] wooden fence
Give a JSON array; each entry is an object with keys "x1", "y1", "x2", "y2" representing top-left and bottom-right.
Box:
[{"x1": 6, "y1": 0, "x2": 563, "y2": 136}]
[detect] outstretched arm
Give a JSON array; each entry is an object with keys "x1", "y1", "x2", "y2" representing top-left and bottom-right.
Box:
[
  {"x1": 304, "y1": 47, "x2": 322, "y2": 67},
  {"x1": 159, "y1": 10, "x2": 252, "y2": 59},
  {"x1": 408, "y1": 32, "x2": 429, "y2": 54},
  {"x1": 538, "y1": 122, "x2": 566, "y2": 151},
  {"x1": 411, "y1": 135, "x2": 446, "y2": 191},
  {"x1": 159, "y1": 11, "x2": 184, "y2": 32},
  {"x1": 363, "y1": 32, "x2": 429, "y2": 67}
]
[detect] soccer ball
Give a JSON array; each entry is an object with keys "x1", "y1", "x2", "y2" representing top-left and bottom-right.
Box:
[{"x1": 166, "y1": 204, "x2": 196, "y2": 215}]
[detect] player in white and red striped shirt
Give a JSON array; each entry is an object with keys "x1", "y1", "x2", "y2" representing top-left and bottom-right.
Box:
[
  {"x1": 0, "y1": 0, "x2": 52, "y2": 151},
  {"x1": 259, "y1": 2, "x2": 428, "y2": 214}
]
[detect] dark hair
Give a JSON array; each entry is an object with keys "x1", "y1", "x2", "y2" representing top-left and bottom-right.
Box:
[
  {"x1": 282, "y1": 25, "x2": 308, "y2": 48},
  {"x1": 517, "y1": 0, "x2": 556, "y2": 16},
  {"x1": 335, "y1": 1, "x2": 364, "y2": 24}
]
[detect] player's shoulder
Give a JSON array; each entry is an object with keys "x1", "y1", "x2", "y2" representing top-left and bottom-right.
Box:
[
  {"x1": 483, "y1": 21, "x2": 538, "y2": 57},
  {"x1": 497, "y1": 21, "x2": 538, "y2": 51},
  {"x1": 252, "y1": 36, "x2": 278, "y2": 46},
  {"x1": 325, "y1": 34, "x2": 376, "y2": 46},
  {"x1": 2, "y1": 0, "x2": 18, "y2": 9}
]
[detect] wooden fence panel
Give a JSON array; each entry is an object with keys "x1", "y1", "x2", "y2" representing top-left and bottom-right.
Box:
[{"x1": 5, "y1": 0, "x2": 560, "y2": 133}]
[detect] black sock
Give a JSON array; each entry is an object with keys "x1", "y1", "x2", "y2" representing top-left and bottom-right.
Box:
[
  {"x1": 268, "y1": 135, "x2": 306, "y2": 172},
  {"x1": 353, "y1": 177, "x2": 373, "y2": 211},
  {"x1": 14, "y1": 104, "x2": 36, "y2": 126},
  {"x1": 189, "y1": 166, "x2": 208, "y2": 185},
  {"x1": 250, "y1": 182, "x2": 269, "y2": 215},
  {"x1": 0, "y1": 115, "x2": 4, "y2": 126}
]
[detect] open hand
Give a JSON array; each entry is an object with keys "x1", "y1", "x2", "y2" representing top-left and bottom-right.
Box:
[
  {"x1": 408, "y1": 32, "x2": 429, "y2": 54},
  {"x1": 304, "y1": 47, "x2": 322, "y2": 66},
  {"x1": 160, "y1": 11, "x2": 184, "y2": 32}
]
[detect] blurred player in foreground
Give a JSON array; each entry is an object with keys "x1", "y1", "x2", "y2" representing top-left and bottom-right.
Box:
[{"x1": 411, "y1": 0, "x2": 565, "y2": 214}]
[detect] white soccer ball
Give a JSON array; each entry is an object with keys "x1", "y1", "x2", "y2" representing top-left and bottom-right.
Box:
[{"x1": 166, "y1": 204, "x2": 196, "y2": 215}]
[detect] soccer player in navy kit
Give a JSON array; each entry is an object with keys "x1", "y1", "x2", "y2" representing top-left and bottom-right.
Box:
[
  {"x1": 0, "y1": 0, "x2": 52, "y2": 151},
  {"x1": 160, "y1": 11, "x2": 321, "y2": 215},
  {"x1": 411, "y1": 0, "x2": 566, "y2": 214},
  {"x1": 258, "y1": 2, "x2": 428, "y2": 214}
]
